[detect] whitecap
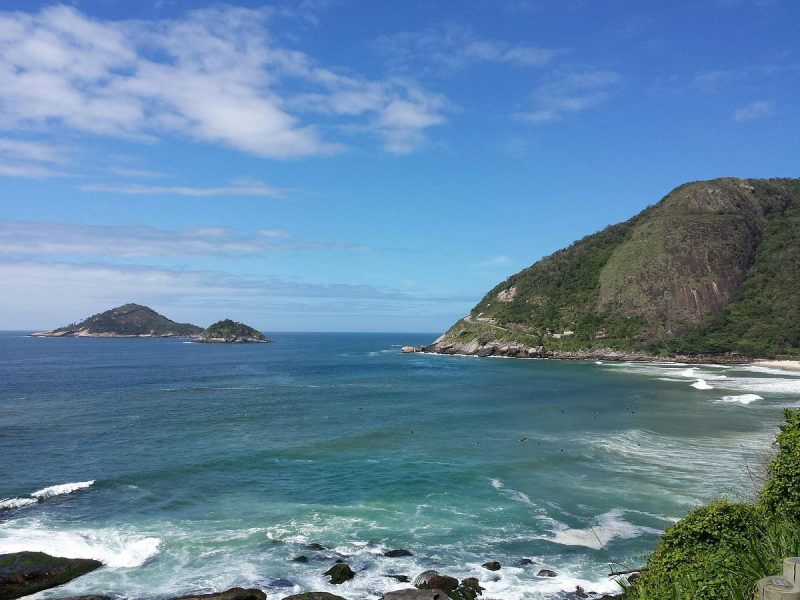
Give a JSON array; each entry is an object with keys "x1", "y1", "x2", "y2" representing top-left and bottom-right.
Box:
[
  {"x1": 31, "y1": 480, "x2": 95, "y2": 499},
  {"x1": 691, "y1": 379, "x2": 713, "y2": 390},
  {"x1": 489, "y1": 478, "x2": 532, "y2": 504},
  {"x1": 0, "y1": 497, "x2": 37, "y2": 510},
  {"x1": 0, "y1": 522, "x2": 160, "y2": 568},
  {"x1": 543, "y1": 509, "x2": 661, "y2": 550},
  {"x1": 718, "y1": 394, "x2": 764, "y2": 405}
]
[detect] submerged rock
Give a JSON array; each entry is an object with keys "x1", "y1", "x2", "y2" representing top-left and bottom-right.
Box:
[
  {"x1": 412, "y1": 571, "x2": 458, "y2": 592},
  {"x1": 385, "y1": 574, "x2": 410, "y2": 583},
  {"x1": 0, "y1": 551, "x2": 102, "y2": 600},
  {"x1": 481, "y1": 561, "x2": 501, "y2": 571},
  {"x1": 291, "y1": 555, "x2": 309, "y2": 563},
  {"x1": 384, "y1": 549, "x2": 413, "y2": 558},
  {"x1": 324, "y1": 563, "x2": 354, "y2": 584},
  {"x1": 306, "y1": 543, "x2": 327, "y2": 551},
  {"x1": 170, "y1": 588, "x2": 266, "y2": 600},
  {"x1": 519, "y1": 558, "x2": 534, "y2": 565},
  {"x1": 537, "y1": 569, "x2": 558, "y2": 578}
]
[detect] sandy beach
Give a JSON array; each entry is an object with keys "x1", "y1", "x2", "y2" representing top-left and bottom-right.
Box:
[{"x1": 753, "y1": 360, "x2": 800, "y2": 372}]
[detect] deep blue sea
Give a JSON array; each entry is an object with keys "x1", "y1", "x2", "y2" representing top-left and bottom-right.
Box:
[{"x1": 2, "y1": 332, "x2": 800, "y2": 599}]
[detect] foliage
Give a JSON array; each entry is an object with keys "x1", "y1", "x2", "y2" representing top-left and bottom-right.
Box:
[
  {"x1": 53, "y1": 303, "x2": 202, "y2": 336},
  {"x1": 760, "y1": 408, "x2": 800, "y2": 519},
  {"x1": 201, "y1": 319, "x2": 266, "y2": 341}
]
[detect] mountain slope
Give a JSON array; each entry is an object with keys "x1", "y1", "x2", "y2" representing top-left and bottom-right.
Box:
[
  {"x1": 426, "y1": 178, "x2": 800, "y2": 359},
  {"x1": 196, "y1": 319, "x2": 270, "y2": 343},
  {"x1": 31, "y1": 303, "x2": 203, "y2": 337}
]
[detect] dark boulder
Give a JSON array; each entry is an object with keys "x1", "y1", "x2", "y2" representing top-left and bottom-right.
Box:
[
  {"x1": 291, "y1": 555, "x2": 309, "y2": 563},
  {"x1": 448, "y1": 578, "x2": 484, "y2": 600},
  {"x1": 384, "y1": 549, "x2": 413, "y2": 558},
  {"x1": 324, "y1": 563, "x2": 354, "y2": 585},
  {"x1": 537, "y1": 569, "x2": 558, "y2": 577},
  {"x1": 170, "y1": 588, "x2": 267, "y2": 600},
  {"x1": 50, "y1": 597, "x2": 112, "y2": 600},
  {"x1": 306, "y1": 543, "x2": 327, "y2": 551},
  {"x1": 519, "y1": 558, "x2": 534, "y2": 565},
  {"x1": 481, "y1": 561, "x2": 501, "y2": 571},
  {"x1": 385, "y1": 575, "x2": 410, "y2": 583},
  {"x1": 413, "y1": 570, "x2": 458, "y2": 593},
  {"x1": 0, "y1": 551, "x2": 102, "y2": 600}
]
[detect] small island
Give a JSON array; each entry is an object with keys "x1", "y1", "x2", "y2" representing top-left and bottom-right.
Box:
[
  {"x1": 31, "y1": 303, "x2": 203, "y2": 338},
  {"x1": 195, "y1": 319, "x2": 270, "y2": 344}
]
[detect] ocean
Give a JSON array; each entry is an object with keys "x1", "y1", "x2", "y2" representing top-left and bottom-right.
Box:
[{"x1": 1, "y1": 332, "x2": 800, "y2": 599}]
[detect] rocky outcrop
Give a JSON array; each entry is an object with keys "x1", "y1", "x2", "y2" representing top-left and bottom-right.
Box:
[
  {"x1": 481, "y1": 561, "x2": 500, "y2": 571},
  {"x1": 384, "y1": 549, "x2": 413, "y2": 557},
  {"x1": 413, "y1": 570, "x2": 458, "y2": 592},
  {"x1": 324, "y1": 563, "x2": 354, "y2": 584},
  {"x1": 0, "y1": 552, "x2": 103, "y2": 600},
  {"x1": 282, "y1": 594, "x2": 347, "y2": 600},
  {"x1": 381, "y1": 590, "x2": 449, "y2": 600},
  {"x1": 31, "y1": 304, "x2": 202, "y2": 338}
]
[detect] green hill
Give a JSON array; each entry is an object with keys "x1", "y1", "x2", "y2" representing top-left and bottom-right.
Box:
[
  {"x1": 426, "y1": 178, "x2": 800, "y2": 359},
  {"x1": 196, "y1": 319, "x2": 269, "y2": 343},
  {"x1": 31, "y1": 303, "x2": 203, "y2": 338}
]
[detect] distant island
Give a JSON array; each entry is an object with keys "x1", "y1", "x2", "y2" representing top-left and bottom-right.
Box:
[
  {"x1": 195, "y1": 320, "x2": 270, "y2": 344},
  {"x1": 31, "y1": 303, "x2": 203, "y2": 338},
  {"x1": 31, "y1": 305, "x2": 270, "y2": 344},
  {"x1": 425, "y1": 177, "x2": 800, "y2": 361}
]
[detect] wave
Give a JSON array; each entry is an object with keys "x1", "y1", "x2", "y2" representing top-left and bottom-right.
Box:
[
  {"x1": 0, "y1": 497, "x2": 37, "y2": 510},
  {"x1": 31, "y1": 480, "x2": 95, "y2": 499},
  {"x1": 542, "y1": 509, "x2": 661, "y2": 550},
  {"x1": 0, "y1": 520, "x2": 160, "y2": 568},
  {"x1": 691, "y1": 379, "x2": 713, "y2": 390},
  {"x1": 718, "y1": 394, "x2": 764, "y2": 405},
  {"x1": 490, "y1": 478, "x2": 533, "y2": 505}
]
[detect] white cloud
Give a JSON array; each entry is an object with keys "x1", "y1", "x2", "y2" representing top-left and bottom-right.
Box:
[
  {"x1": 733, "y1": 100, "x2": 775, "y2": 122},
  {"x1": 377, "y1": 25, "x2": 558, "y2": 75},
  {"x1": 476, "y1": 255, "x2": 510, "y2": 267},
  {"x1": 80, "y1": 181, "x2": 285, "y2": 197},
  {"x1": 0, "y1": 5, "x2": 446, "y2": 159},
  {"x1": 0, "y1": 137, "x2": 72, "y2": 178},
  {"x1": 519, "y1": 69, "x2": 619, "y2": 123},
  {"x1": 0, "y1": 221, "x2": 369, "y2": 257}
]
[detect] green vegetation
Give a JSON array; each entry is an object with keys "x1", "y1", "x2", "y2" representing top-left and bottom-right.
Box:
[
  {"x1": 198, "y1": 319, "x2": 269, "y2": 343},
  {"x1": 624, "y1": 409, "x2": 800, "y2": 599},
  {"x1": 434, "y1": 178, "x2": 800, "y2": 357},
  {"x1": 46, "y1": 303, "x2": 202, "y2": 337}
]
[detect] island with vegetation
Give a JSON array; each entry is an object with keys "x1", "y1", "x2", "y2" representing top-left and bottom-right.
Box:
[
  {"x1": 195, "y1": 319, "x2": 270, "y2": 344},
  {"x1": 30, "y1": 303, "x2": 203, "y2": 338},
  {"x1": 425, "y1": 177, "x2": 800, "y2": 361}
]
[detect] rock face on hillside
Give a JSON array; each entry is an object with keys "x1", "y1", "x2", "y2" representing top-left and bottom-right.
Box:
[
  {"x1": 195, "y1": 320, "x2": 270, "y2": 344},
  {"x1": 425, "y1": 178, "x2": 800, "y2": 359},
  {"x1": 31, "y1": 304, "x2": 203, "y2": 338}
]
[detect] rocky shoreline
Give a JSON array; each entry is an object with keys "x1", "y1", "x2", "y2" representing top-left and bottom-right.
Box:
[
  {"x1": 0, "y1": 551, "x2": 624, "y2": 600},
  {"x1": 418, "y1": 337, "x2": 750, "y2": 365}
]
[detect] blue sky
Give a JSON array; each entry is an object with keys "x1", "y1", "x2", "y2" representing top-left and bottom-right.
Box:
[{"x1": 0, "y1": 0, "x2": 798, "y2": 332}]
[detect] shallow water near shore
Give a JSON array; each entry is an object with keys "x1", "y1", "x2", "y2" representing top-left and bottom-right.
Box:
[{"x1": 2, "y1": 332, "x2": 800, "y2": 599}]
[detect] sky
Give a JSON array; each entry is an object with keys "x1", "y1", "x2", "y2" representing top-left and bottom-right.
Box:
[{"x1": 0, "y1": 0, "x2": 798, "y2": 332}]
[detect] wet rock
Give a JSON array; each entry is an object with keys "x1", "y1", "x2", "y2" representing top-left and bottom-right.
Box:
[
  {"x1": 519, "y1": 558, "x2": 534, "y2": 565},
  {"x1": 481, "y1": 561, "x2": 501, "y2": 571},
  {"x1": 171, "y1": 588, "x2": 267, "y2": 600},
  {"x1": 50, "y1": 596, "x2": 113, "y2": 600},
  {"x1": 536, "y1": 569, "x2": 558, "y2": 577},
  {"x1": 266, "y1": 578, "x2": 295, "y2": 589},
  {"x1": 385, "y1": 574, "x2": 410, "y2": 583},
  {"x1": 291, "y1": 555, "x2": 309, "y2": 563},
  {"x1": 382, "y1": 590, "x2": 450, "y2": 600},
  {"x1": 449, "y1": 578, "x2": 484, "y2": 600},
  {"x1": 282, "y1": 594, "x2": 348, "y2": 600},
  {"x1": 324, "y1": 563, "x2": 354, "y2": 584},
  {"x1": 306, "y1": 543, "x2": 327, "y2": 551},
  {"x1": 0, "y1": 551, "x2": 103, "y2": 600},
  {"x1": 384, "y1": 549, "x2": 413, "y2": 558},
  {"x1": 413, "y1": 570, "x2": 458, "y2": 593}
]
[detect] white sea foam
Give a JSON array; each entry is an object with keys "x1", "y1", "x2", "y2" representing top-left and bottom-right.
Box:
[
  {"x1": 542, "y1": 509, "x2": 661, "y2": 550},
  {"x1": 691, "y1": 379, "x2": 713, "y2": 390},
  {"x1": 0, "y1": 521, "x2": 160, "y2": 568},
  {"x1": 718, "y1": 394, "x2": 764, "y2": 405},
  {"x1": 0, "y1": 497, "x2": 37, "y2": 510},
  {"x1": 489, "y1": 478, "x2": 532, "y2": 504},
  {"x1": 31, "y1": 480, "x2": 95, "y2": 499}
]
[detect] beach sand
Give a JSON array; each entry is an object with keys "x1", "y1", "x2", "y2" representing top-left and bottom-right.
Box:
[{"x1": 753, "y1": 360, "x2": 800, "y2": 372}]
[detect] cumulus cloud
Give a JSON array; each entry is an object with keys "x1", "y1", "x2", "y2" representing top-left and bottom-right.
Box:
[
  {"x1": 0, "y1": 5, "x2": 446, "y2": 160},
  {"x1": 0, "y1": 221, "x2": 370, "y2": 258},
  {"x1": 377, "y1": 24, "x2": 558, "y2": 75},
  {"x1": 519, "y1": 69, "x2": 619, "y2": 123},
  {"x1": 733, "y1": 100, "x2": 775, "y2": 122}
]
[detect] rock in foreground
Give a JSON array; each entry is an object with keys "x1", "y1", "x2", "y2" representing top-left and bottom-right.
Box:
[
  {"x1": 170, "y1": 588, "x2": 266, "y2": 600},
  {"x1": 196, "y1": 320, "x2": 270, "y2": 344},
  {"x1": 282, "y1": 594, "x2": 347, "y2": 600},
  {"x1": 382, "y1": 590, "x2": 450, "y2": 600},
  {"x1": 324, "y1": 563, "x2": 354, "y2": 584},
  {"x1": 0, "y1": 551, "x2": 102, "y2": 600}
]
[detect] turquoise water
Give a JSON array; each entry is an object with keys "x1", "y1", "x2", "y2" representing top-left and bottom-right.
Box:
[{"x1": 1, "y1": 332, "x2": 800, "y2": 599}]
